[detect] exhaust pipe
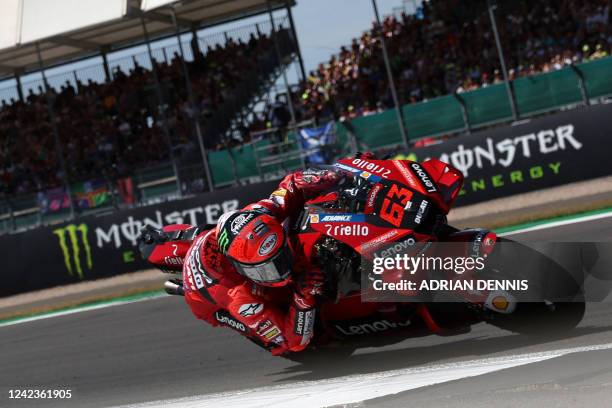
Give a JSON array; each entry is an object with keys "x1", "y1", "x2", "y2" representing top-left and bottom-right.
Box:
[{"x1": 164, "y1": 279, "x2": 185, "y2": 296}]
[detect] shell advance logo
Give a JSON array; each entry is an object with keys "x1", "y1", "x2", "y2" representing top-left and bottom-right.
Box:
[{"x1": 309, "y1": 214, "x2": 365, "y2": 223}]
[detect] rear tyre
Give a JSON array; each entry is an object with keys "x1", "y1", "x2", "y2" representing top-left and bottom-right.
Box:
[
  {"x1": 483, "y1": 238, "x2": 585, "y2": 335},
  {"x1": 488, "y1": 299, "x2": 585, "y2": 336}
]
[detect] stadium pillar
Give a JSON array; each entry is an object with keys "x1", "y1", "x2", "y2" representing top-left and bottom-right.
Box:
[
  {"x1": 101, "y1": 47, "x2": 112, "y2": 82},
  {"x1": 453, "y1": 92, "x2": 471, "y2": 134},
  {"x1": 140, "y1": 16, "x2": 183, "y2": 198},
  {"x1": 170, "y1": 8, "x2": 214, "y2": 192},
  {"x1": 284, "y1": 0, "x2": 307, "y2": 82},
  {"x1": 487, "y1": 0, "x2": 518, "y2": 121},
  {"x1": 14, "y1": 70, "x2": 24, "y2": 102},
  {"x1": 267, "y1": 0, "x2": 297, "y2": 126},
  {"x1": 570, "y1": 64, "x2": 590, "y2": 106},
  {"x1": 35, "y1": 42, "x2": 76, "y2": 220},
  {"x1": 371, "y1": 0, "x2": 409, "y2": 149}
]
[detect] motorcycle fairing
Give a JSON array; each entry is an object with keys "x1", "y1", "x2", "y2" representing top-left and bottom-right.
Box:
[
  {"x1": 335, "y1": 158, "x2": 457, "y2": 214},
  {"x1": 303, "y1": 211, "x2": 415, "y2": 256}
]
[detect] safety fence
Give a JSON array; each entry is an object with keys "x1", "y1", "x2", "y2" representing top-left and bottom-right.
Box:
[{"x1": 337, "y1": 56, "x2": 612, "y2": 149}]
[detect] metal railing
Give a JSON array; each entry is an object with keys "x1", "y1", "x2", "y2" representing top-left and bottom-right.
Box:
[
  {"x1": 0, "y1": 17, "x2": 289, "y2": 103},
  {"x1": 336, "y1": 56, "x2": 612, "y2": 150}
]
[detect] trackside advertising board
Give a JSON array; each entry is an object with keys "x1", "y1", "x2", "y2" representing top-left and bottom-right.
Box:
[
  {"x1": 409, "y1": 103, "x2": 612, "y2": 205},
  {"x1": 0, "y1": 181, "x2": 277, "y2": 297},
  {"x1": 2, "y1": 104, "x2": 612, "y2": 296}
]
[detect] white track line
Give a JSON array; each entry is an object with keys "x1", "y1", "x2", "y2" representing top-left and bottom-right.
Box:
[
  {"x1": 116, "y1": 342, "x2": 612, "y2": 408},
  {"x1": 500, "y1": 210, "x2": 612, "y2": 236},
  {"x1": 0, "y1": 293, "x2": 166, "y2": 328}
]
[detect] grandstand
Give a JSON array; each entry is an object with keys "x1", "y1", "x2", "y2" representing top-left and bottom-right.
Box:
[
  {"x1": 1, "y1": 0, "x2": 612, "y2": 235},
  {"x1": 0, "y1": 0, "x2": 306, "y2": 232}
]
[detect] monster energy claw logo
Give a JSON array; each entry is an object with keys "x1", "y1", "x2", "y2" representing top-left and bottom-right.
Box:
[
  {"x1": 53, "y1": 223, "x2": 93, "y2": 279},
  {"x1": 218, "y1": 229, "x2": 230, "y2": 254}
]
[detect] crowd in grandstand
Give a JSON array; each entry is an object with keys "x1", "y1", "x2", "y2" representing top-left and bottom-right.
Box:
[
  {"x1": 0, "y1": 30, "x2": 276, "y2": 195},
  {"x1": 299, "y1": 0, "x2": 612, "y2": 121},
  {"x1": 1, "y1": 0, "x2": 611, "y2": 198}
]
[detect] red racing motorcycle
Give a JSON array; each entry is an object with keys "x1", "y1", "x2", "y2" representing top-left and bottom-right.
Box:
[
  {"x1": 159, "y1": 157, "x2": 585, "y2": 354},
  {"x1": 287, "y1": 157, "x2": 585, "y2": 352}
]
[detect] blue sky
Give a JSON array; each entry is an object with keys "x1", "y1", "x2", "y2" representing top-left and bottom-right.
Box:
[
  {"x1": 0, "y1": 0, "x2": 406, "y2": 98},
  {"x1": 291, "y1": 0, "x2": 404, "y2": 73}
]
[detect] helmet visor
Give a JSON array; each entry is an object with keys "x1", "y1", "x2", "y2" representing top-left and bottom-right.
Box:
[{"x1": 233, "y1": 245, "x2": 292, "y2": 285}]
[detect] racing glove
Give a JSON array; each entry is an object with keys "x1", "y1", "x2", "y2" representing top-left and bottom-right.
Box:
[{"x1": 294, "y1": 269, "x2": 326, "y2": 308}]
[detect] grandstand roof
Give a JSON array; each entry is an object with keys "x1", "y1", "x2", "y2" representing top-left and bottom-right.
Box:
[{"x1": 0, "y1": 0, "x2": 292, "y2": 78}]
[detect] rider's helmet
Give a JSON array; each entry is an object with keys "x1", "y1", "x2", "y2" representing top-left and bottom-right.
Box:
[
  {"x1": 216, "y1": 210, "x2": 292, "y2": 287},
  {"x1": 138, "y1": 224, "x2": 195, "y2": 273}
]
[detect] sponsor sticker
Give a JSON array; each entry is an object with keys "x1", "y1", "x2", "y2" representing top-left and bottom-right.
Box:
[
  {"x1": 293, "y1": 295, "x2": 312, "y2": 310},
  {"x1": 414, "y1": 200, "x2": 429, "y2": 224},
  {"x1": 163, "y1": 256, "x2": 184, "y2": 265},
  {"x1": 238, "y1": 303, "x2": 263, "y2": 317},
  {"x1": 188, "y1": 234, "x2": 217, "y2": 290},
  {"x1": 257, "y1": 319, "x2": 273, "y2": 334},
  {"x1": 320, "y1": 214, "x2": 353, "y2": 222},
  {"x1": 309, "y1": 214, "x2": 320, "y2": 224},
  {"x1": 410, "y1": 163, "x2": 438, "y2": 193},
  {"x1": 300, "y1": 309, "x2": 315, "y2": 345},
  {"x1": 334, "y1": 319, "x2": 411, "y2": 336},
  {"x1": 294, "y1": 310, "x2": 307, "y2": 335},
  {"x1": 261, "y1": 326, "x2": 281, "y2": 340},
  {"x1": 375, "y1": 236, "x2": 417, "y2": 258},
  {"x1": 258, "y1": 233, "x2": 278, "y2": 256},
  {"x1": 218, "y1": 229, "x2": 230, "y2": 254},
  {"x1": 230, "y1": 213, "x2": 255, "y2": 234},
  {"x1": 365, "y1": 184, "x2": 382, "y2": 213},
  {"x1": 350, "y1": 159, "x2": 391, "y2": 178},
  {"x1": 324, "y1": 223, "x2": 369, "y2": 237},
  {"x1": 485, "y1": 291, "x2": 516, "y2": 314},
  {"x1": 215, "y1": 310, "x2": 247, "y2": 332}
]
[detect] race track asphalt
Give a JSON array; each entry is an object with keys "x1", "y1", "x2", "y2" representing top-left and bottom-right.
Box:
[{"x1": 2, "y1": 216, "x2": 612, "y2": 408}]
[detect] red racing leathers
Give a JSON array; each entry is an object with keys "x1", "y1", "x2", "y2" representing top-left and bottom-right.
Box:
[{"x1": 181, "y1": 169, "x2": 340, "y2": 355}]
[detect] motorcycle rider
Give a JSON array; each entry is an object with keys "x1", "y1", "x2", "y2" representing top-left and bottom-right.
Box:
[{"x1": 139, "y1": 167, "x2": 346, "y2": 355}]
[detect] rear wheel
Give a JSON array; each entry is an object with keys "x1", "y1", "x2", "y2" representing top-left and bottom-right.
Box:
[
  {"x1": 488, "y1": 299, "x2": 585, "y2": 335},
  {"x1": 483, "y1": 238, "x2": 585, "y2": 335}
]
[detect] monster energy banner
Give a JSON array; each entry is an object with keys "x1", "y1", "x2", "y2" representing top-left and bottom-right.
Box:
[
  {"x1": 408, "y1": 103, "x2": 612, "y2": 205},
  {"x1": 0, "y1": 181, "x2": 278, "y2": 297}
]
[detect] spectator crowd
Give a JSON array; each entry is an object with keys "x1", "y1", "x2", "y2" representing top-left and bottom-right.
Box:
[
  {"x1": 1, "y1": 0, "x2": 611, "y2": 197},
  {"x1": 298, "y1": 0, "x2": 612, "y2": 121},
  {"x1": 0, "y1": 28, "x2": 277, "y2": 195}
]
